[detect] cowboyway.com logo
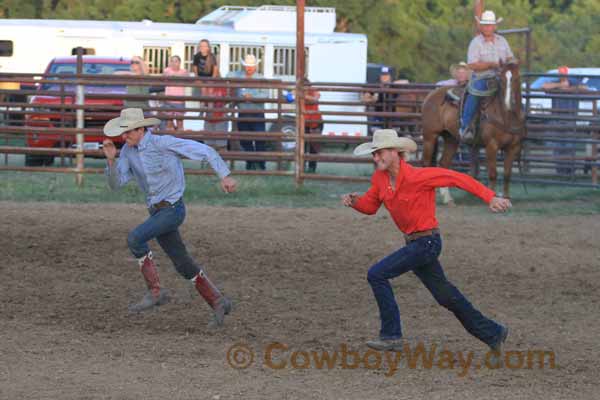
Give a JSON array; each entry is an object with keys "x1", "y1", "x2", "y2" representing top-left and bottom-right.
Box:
[{"x1": 226, "y1": 342, "x2": 556, "y2": 377}]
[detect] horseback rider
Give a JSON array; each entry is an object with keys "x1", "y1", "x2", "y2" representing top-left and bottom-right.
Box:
[{"x1": 460, "y1": 10, "x2": 515, "y2": 141}]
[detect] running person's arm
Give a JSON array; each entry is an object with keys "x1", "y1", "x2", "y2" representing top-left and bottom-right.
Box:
[
  {"x1": 342, "y1": 175, "x2": 382, "y2": 215},
  {"x1": 158, "y1": 135, "x2": 236, "y2": 192},
  {"x1": 416, "y1": 167, "x2": 511, "y2": 212},
  {"x1": 103, "y1": 139, "x2": 133, "y2": 189}
]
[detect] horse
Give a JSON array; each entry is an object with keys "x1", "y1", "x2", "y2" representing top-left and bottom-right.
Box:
[{"x1": 421, "y1": 62, "x2": 526, "y2": 204}]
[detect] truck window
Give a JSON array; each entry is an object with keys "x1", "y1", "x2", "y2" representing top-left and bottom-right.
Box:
[{"x1": 0, "y1": 41, "x2": 13, "y2": 57}]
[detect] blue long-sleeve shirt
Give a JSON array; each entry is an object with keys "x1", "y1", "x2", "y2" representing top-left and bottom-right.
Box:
[
  {"x1": 226, "y1": 70, "x2": 269, "y2": 111},
  {"x1": 105, "y1": 131, "x2": 230, "y2": 207}
]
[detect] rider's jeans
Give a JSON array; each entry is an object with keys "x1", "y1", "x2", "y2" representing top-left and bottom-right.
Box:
[{"x1": 461, "y1": 78, "x2": 490, "y2": 130}]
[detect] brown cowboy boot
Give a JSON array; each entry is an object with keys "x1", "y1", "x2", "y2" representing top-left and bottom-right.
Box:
[
  {"x1": 192, "y1": 271, "x2": 232, "y2": 328},
  {"x1": 129, "y1": 251, "x2": 171, "y2": 313}
]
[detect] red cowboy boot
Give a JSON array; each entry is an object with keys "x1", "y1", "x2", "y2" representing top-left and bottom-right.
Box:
[
  {"x1": 192, "y1": 271, "x2": 232, "y2": 327},
  {"x1": 129, "y1": 251, "x2": 170, "y2": 313}
]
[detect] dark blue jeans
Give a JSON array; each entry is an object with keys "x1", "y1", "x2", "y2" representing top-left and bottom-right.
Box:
[
  {"x1": 461, "y1": 78, "x2": 490, "y2": 130},
  {"x1": 366, "y1": 234, "x2": 503, "y2": 346},
  {"x1": 237, "y1": 113, "x2": 266, "y2": 170},
  {"x1": 127, "y1": 199, "x2": 201, "y2": 280}
]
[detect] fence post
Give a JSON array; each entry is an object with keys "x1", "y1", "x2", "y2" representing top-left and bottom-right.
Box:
[
  {"x1": 294, "y1": 0, "x2": 306, "y2": 187},
  {"x1": 592, "y1": 102, "x2": 598, "y2": 186},
  {"x1": 75, "y1": 47, "x2": 85, "y2": 187}
]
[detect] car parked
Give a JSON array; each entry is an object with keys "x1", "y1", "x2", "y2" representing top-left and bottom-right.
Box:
[{"x1": 25, "y1": 56, "x2": 131, "y2": 166}]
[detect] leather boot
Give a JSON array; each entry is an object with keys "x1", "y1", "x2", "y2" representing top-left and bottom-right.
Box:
[
  {"x1": 192, "y1": 271, "x2": 232, "y2": 327},
  {"x1": 129, "y1": 252, "x2": 170, "y2": 313}
]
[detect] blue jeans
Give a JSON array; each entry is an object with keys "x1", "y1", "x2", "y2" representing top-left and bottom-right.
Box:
[
  {"x1": 238, "y1": 113, "x2": 266, "y2": 170},
  {"x1": 461, "y1": 78, "x2": 490, "y2": 130},
  {"x1": 366, "y1": 234, "x2": 503, "y2": 346},
  {"x1": 127, "y1": 199, "x2": 201, "y2": 280}
]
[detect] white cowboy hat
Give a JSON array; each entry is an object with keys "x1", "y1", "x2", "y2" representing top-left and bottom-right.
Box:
[
  {"x1": 353, "y1": 129, "x2": 418, "y2": 156},
  {"x1": 240, "y1": 54, "x2": 259, "y2": 67},
  {"x1": 103, "y1": 108, "x2": 160, "y2": 137},
  {"x1": 449, "y1": 61, "x2": 469, "y2": 75},
  {"x1": 476, "y1": 10, "x2": 503, "y2": 25}
]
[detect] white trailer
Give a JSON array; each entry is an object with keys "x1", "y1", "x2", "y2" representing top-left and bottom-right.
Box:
[{"x1": 0, "y1": 5, "x2": 368, "y2": 136}]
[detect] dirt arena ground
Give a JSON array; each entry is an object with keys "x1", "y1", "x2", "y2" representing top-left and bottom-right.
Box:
[{"x1": 1, "y1": 201, "x2": 599, "y2": 399}]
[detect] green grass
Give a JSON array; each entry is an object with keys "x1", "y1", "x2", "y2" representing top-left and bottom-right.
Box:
[{"x1": 1, "y1": 167, "x2": 599, "y2": 216}]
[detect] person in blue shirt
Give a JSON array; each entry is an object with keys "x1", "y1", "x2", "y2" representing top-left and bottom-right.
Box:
[
  {"x1": 227, "y1": 54, "x2": 269, "y2": 170},
  {"x1": 102, "y1": 108, "x2": 237, "y2": 328}
]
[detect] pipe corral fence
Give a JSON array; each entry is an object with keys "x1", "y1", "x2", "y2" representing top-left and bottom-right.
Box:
[{"x1": 0, "y1": 59, "x2": 599, "y2": 189}]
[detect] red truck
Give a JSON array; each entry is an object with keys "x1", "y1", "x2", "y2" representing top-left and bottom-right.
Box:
[{"x1": 25, "y1": 56, "x2": 132, "y2": 166}]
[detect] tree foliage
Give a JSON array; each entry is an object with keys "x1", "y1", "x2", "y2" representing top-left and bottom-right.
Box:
[{"x1": 2, "y1": 0, "x2": 597, "y2": 82}]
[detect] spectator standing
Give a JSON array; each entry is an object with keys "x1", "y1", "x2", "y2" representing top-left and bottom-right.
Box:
[
  {"x1": 192, "y1": 40, "x2": 219, "y2": 78},
  {"x1": 163, "y1": 55, "x2": 189, "y2": 132},
  {"x1": 362, "y1": 67, "x2": 394, "y2": 135},
  {"x1": 227, "y1": 54, "x2": 269, "y2": 171},
  {"x1": 203, "y1": 75, "x2": 230, "y2": 150},
  {"x1": 117, "y1": 56, "x2": 151, "y2": 114},
  {"x1": 542, "y1": 66, "x2": 588, "y2": 175},
  {"x1": 303, "y1": 79, "x2": 323, "y2": 173}
]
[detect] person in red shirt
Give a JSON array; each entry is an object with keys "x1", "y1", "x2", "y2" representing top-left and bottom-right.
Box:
[{"x1": 342, "y1": 129, "x2": 512, "y2": 351}]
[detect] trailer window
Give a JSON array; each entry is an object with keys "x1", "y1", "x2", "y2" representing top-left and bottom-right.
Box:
[
  {"x1": 184, "y1": 43, "x2": 220, "y2": 73},
  {"x1": 143, "y1": 46, "x2": 171, "y2": 74},
  {"x1": 0, "y1": 41, "x2": 13, "y2": 57},
  {"x1": 273, "y1": 47, "x2": 309, "y2": 79},
  {"x1": 229, "y1": 46, "x2": 264, "y2": 74}
]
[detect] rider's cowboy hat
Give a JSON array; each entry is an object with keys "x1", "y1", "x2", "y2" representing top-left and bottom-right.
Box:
[
  {"x1": 476, "y1": 10, "x2": 503, "y2": 25},
  {"x1": 353, "y1": 129, "x2": 418, "y2": 156},
  {"x1": 103, "y1": 108, "x2": 160, "y2": 137},
  {"x1": 449, "y1": 62, "x2": 470, "y2": 76},
  {"x1": 241, "y1": 54, "x2": 259, "y2": 67}
]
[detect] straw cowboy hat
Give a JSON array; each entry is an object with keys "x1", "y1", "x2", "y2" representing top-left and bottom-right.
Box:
[
  {"x1": 103, "y1": 108, "x2": 160, "y2": 137},
  {"x1": 476, "y1": 10, "x2": 503, "y2": 25},
  {"x1": 353, "y1": 129, "x2": 418, "y2": 156},
  {"x1": 449, "y1": 61, "x2": 470, "y2": 76},
  {"x1": 241, "y1": 54, "x2": 259, "y2": 67}
]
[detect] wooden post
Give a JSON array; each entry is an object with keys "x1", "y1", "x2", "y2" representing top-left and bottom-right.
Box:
[
  {"x1": 294, "y1": 0, "x2": 306, "y2": 187},
  {"x1": 592, "y1": 102, "x2": 598, "y2": 185},
  {"x1": 75, "y1": 47, "x2": 85, "y2": 187}
]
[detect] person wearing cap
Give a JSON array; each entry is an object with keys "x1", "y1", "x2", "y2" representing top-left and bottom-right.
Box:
[
  {"x1": 102, "y1": 108, "x2": 237, "y2": 327},
  {"x1": 362, "y1": 66, "x2": 395, "y2": 135},
  {"x1": 436, "y1": 62, "x2": 471, "y2": 87},
  {"x1": 342, "y1": 129, "x2": 511, "y2": 351},
  {"x1": 542, "y1": 66, "x2": 588, "y2": 175},
  {"x1": 227, "y1": 54, "x2": 270, "y2": 170},
  {"x1": 460, "y1": 10, "x2": 515, "y2": 141}
]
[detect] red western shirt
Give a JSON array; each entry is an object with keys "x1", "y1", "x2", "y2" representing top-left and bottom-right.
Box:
[{"x1": 352, "y1": 160, "x2": 495, "y2": 235}]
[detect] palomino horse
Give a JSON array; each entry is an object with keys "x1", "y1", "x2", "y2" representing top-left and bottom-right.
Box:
[{"x1": 421, "y1": 62, "x2": 526, "y2": 204}]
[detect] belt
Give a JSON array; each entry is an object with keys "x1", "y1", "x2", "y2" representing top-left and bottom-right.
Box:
[
  {"x1": 404, "y1": 228, "x2": 440, "y2": 243},
  {"x1": 150, "y1": 198, "x2": 181, "y2": 210}
]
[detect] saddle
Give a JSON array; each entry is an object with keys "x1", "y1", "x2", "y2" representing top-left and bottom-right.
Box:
[{"x1": 445, "y1": 86, "x2": 466, "y2": 106}]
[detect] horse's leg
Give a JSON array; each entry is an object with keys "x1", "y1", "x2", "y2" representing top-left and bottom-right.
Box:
[
  {"x1": 422, "y1": 132, "x2": 437, "y2": 168},
  {"x1": 438, "y1": 135, "x2": 459, "y2": 206},
  {"x1": 485, "y1": 141, "x2": 499, "y2": 195},
  {"x1": 503, "y1": 141, "x2": 521, "y2": 199},
  {"x1": 470, "y1": 146, "x2": 480, "y2": 178}
]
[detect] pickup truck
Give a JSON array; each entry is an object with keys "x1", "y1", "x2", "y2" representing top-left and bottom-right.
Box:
[{"x1": 25, "y1": 56, "x2": 132, "y2": 166}]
